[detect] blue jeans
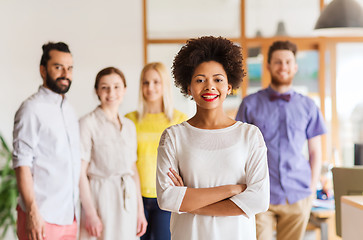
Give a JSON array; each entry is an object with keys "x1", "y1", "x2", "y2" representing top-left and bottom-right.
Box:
[{"x1": 141, "y1": 197, "x2": 171, "y2": 240}]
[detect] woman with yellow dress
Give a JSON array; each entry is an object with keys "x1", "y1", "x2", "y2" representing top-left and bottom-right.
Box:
[{"x1": 125, "y1": 62, "x2": 187, "y2": 240}]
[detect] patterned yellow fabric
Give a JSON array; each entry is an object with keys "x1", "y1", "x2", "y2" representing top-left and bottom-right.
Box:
[{"x1": 125, "y1": 110, "x2": 187, "y2": 198}]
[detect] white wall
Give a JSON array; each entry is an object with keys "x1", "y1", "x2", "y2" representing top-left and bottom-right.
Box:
[{"x1": 0, "y1": 0, "x2": 143, "y2": 146}]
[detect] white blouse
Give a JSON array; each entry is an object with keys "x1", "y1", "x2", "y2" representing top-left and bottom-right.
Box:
[{"x1": 156, "y1": 121, "x2": 269, "y2": 240}]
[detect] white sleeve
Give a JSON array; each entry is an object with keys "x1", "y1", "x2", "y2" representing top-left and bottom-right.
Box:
[
  {"x1": 230, "y1": 127, "x2": 270, "y2": 218},
  {"x1": 12, "y1": 102, "x2": 39, "y2": 168},
  {"x1": 156, "y1": 129, "x2": 187, "y2": 213}
]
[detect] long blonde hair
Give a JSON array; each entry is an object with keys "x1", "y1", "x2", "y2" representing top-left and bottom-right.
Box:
[{"x1": 137, "y1": 62, "x2": 174, "y2": 122}]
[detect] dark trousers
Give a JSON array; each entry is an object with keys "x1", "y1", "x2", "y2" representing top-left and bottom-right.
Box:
[{"x1": 141, "y1": 197, "x2": 171, "y2": 240}]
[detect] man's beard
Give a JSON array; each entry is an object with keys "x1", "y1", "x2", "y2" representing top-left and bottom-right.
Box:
[
  {"x1": 270, "y1": 75, "x2": 293, "y2": 87},
  {"x1": 45, "y1": 72, "x2": 72, "y2": 94}
]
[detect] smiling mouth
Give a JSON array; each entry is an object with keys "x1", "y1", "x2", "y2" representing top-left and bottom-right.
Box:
[
  {"x1": 278, "y1": 72, "x2": 289, "y2": 77},
  {"x1": 56, "y1": 78, "x2": 71, "y2": 86},
  {"x1": 59, "y1": 80, "x2": 69, "y2": 85},
  {"x1": 202, "y1": 94, "x2": 218, "y2": 101}
]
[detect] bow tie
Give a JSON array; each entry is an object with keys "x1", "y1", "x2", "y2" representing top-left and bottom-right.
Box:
[{"x1": 269, "y1": 93, "x2": 291, "y2": 102}]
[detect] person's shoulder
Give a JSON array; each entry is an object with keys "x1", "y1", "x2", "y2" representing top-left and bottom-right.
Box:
[
  {"x1": 124, "y1": 111, "x2": 138, "y2": 122},
  {"x1": 159, "y1": 122, "x2": 185, "y2": 147},
  {"x1": 120, "y1": 116, "x2": 136, "y2": 129},
  {"x1": 235, "y1": 121, "x2": 266, "y2": 146},
  {"x1": 173, "y1": 109, "x2": 188, "y2": 122},
  {"x1": 235, "y1": 121, "x2": 262, "y2": 136},
  {"x1": 23, "y1": 89, "x2": 44, "y2": 104},
  {"x1": 15, "y1": 91, "x2": 44, "y2": 117},
  {"x1": 161, "y1": 122, "x2": 188, "y2": 140},
  {"x1": 236, "y1": 121, "x2": 260, "y2": 132},
  {"x1": 243, "y1": 89, "x2": 268, "y2": 102},
  {"x1": 167, "y1": 121, "x2": 186, "y2": 131},
  {"x1": 79, "y1": 108, "x2": 99, "y2": 126},
  {"x1": 173, "y1": 109, "x2": 186, "y2": 116},
  {"x1": 293, "y1": 92, "x2": 319, "y2": 108}
]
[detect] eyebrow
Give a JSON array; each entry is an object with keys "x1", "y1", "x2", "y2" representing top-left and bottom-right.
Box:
[
  {"x1": 52, "y1": 63, "x2": 73, "y2": 68},
  {"x1": 193, "y1": 73, "x2": 225, "y2": 78},
  {"x1": 272, "y1": 57, "x2": 294, "y2": 61}
]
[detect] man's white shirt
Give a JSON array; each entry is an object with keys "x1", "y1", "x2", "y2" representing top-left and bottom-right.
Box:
[{"x1": 13, "y1": 86, "x2": 81, "y2": 225}]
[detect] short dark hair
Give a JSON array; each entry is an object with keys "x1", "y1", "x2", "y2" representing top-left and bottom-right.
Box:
[
  {"x1": 94, "y1": 67, "x2": 127, "y2": 90},
  {"x1": 267, "y1": 40, "x2": 297, "y2": 64},
  {"x1": 40, "y1": 42, "x2": 71, "y2": 67},
  {"x1": 172, "y1": 36, "x2": 244, "y2": 97}
]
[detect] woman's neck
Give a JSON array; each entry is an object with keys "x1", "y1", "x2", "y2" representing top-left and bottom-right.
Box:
[
  {"x1": 100, "y1": 105, "x2": 119, "y2": 122},
  {"x1": 188, "y1": 106, "x2": 235, "y2": 129},
  {"x1": 146, "y1": 100, "x2": 163, "y2": 114}
]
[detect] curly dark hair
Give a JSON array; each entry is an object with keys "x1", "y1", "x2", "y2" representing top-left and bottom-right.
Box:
[
  {"x1": 172, "y1": 36, "x2": 244, "y2": 97},
  {"x1": 267, "y1": 40, "x2": 297, "y2": 64}
]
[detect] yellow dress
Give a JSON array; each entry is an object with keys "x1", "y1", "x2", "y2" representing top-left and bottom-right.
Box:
[{"x1": 125, "y1": 109, "x2": 187, "y2": 198}]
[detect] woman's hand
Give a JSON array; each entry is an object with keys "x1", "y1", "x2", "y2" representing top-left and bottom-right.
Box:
[
  {"x1": 85, "y1": 213, "x2": 103, "y2": 237},
  {"x1": 168, "y1": 168, "x2": 184, "y2": 186},
  {"x1": 136, "y1": 209, "x2": 147, "y2": 237},
  {"x1": 232, "y1": 184, "x2": 247, "y2": 195}
]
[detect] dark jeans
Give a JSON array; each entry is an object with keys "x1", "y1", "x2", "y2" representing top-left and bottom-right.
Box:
[{"x1": 141, "y1": 197, "x2": 171, "y2": 240}]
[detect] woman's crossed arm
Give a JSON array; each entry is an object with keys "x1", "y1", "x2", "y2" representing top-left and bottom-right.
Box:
[{"x1": 168, "y1": 168, "x2": 246, "y2": 216}]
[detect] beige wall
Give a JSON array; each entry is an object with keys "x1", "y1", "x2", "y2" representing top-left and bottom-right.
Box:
[{"x1": 0, "y1": 0, "x2": 143, "y2": 144}]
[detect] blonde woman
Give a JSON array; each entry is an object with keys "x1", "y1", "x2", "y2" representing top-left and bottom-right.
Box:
[
  {"x1": 79, "y1": 67, "x2": 147, "y2": 239},
  {"x1": 125, "y1": 62, "x2": 187, "y2": 240}
]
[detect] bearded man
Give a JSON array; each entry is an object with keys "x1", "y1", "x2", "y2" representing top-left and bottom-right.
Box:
[
  {"x1": 236, "y1": 40, "x2": 327, "y2": 240},
  {"x1": 13, "y1": 42, "x2": 81, "y2": 240}
]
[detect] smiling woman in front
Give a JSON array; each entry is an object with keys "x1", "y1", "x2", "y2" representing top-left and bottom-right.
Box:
[{"x1": 156, "y1": 36, "x2": 270, "y2": 240}]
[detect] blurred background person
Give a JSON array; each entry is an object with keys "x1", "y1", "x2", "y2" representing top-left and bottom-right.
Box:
[
  {"x1": 13, "y1": 42, "x2": 80, "y2": 240},
  {"x1": 126, "y1": 62, "x2": 187, "y2": 240},
  {"x1": 79, "y1": 67, "x2": 147, "y2": 239},
  {"x1": 236, "y1": 40, "x2": 327, "y2": 240}
]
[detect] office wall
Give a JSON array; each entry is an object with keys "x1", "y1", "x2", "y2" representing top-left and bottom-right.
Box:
[{"x1": 0, "y1": 0, "x2": 143, "y2": 145}]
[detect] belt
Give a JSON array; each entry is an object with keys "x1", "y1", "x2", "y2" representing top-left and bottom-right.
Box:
[{"x1": 90, "y1": 174, "x2": 133, "y2": 211}]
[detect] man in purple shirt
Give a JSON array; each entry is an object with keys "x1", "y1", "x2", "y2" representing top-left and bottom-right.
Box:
[{"x1": 236, "y1": 40, "x2": 327, "y2": 240}]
